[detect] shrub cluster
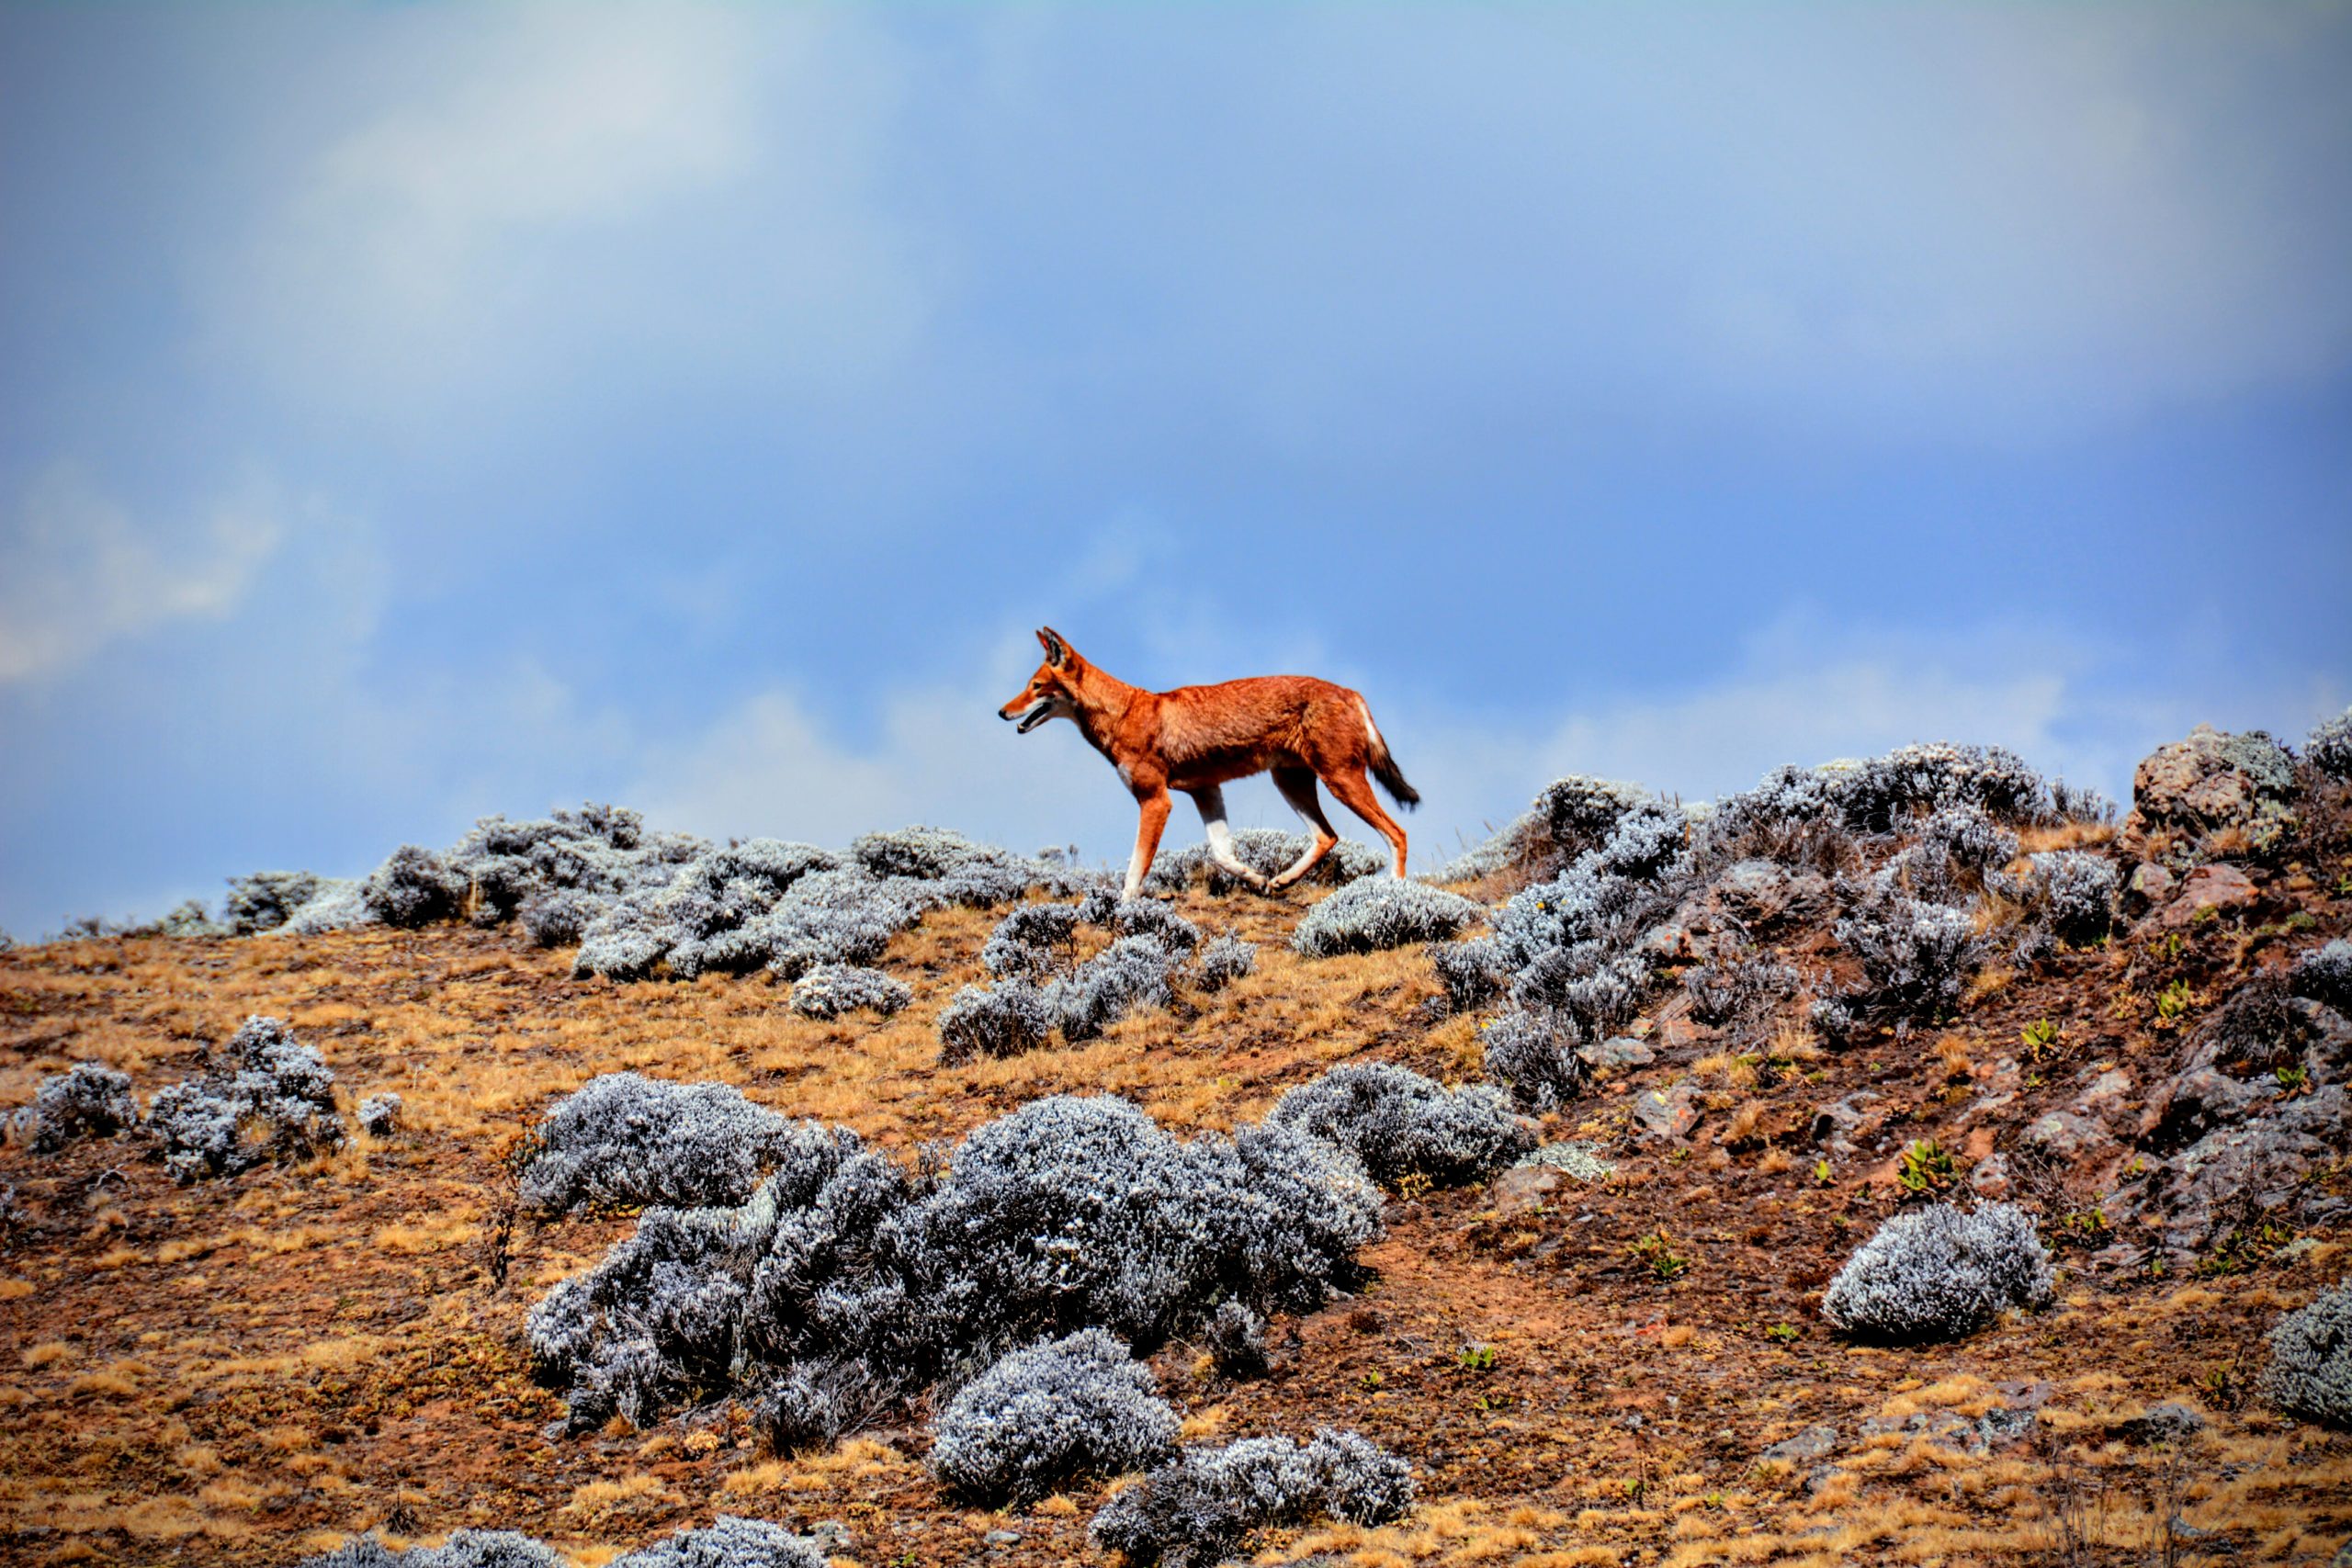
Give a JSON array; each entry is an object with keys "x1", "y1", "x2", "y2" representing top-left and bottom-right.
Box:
[
  {"x1": 936, "y1": 981, "x2": 1059, "y2": 1064},
  {"x1": 12, "y1": 1062, "x2": 140, "y2": 1154},
  {"x1": 2012, "y1": 851, "x2": 2120, "y2": 948},
  {"x1": 1888, "y1": 806, "x2": 2018, "y2": 902},
  {"x1": 1204, "y1": 1300, "x2": 1269, "y2": 1379},
  {"x1": 1476, "y1": 1008, "x2": 1589, "y2": 1112},
  {"x1": 944, "y1": 898, "x2": 1237, "y2": 1061},
  {"x1": 1821, "y1": 1202, "x2": 2053, "y2": 1344},
  {"x1": 2290, "y1": 939, "x2": 2352, "y2": 1014},
  {"x1": 1681, "y1": 949, "x2": 1801, "y2": 1032},
  {"x1": 148, "y1": 1017, "x2": 345, "y2": 1182},
  {"x1": 516, "y1": 1073, "x2": 854, "y2": 1214},
  {"x1": 1821, "y1": 881, "x2": 1982, "y2": 1033},
  {"x1": 529, "y1": 1094, "x2": 1381, "y2": 1443},
  {"x1": 788, "y1": 964, "x2": 911, "y2": 1020},
  {"x1": 1291, "y1": 879, "x2": 1485, "y2": 958},
  {"x1": 301, "y1": 1517, "x2": 826, "y2": 1568},
  {"x1": 2259, "y1": 1279, "x2": 2352, "y2": 1428},
  {"x1": 357, "y1": 1092, "x2": 402, "y2": 1138},
  {"x1": 223, "y1": 871, "x2": 326, "y2": 935},
  {"x1": 1088, "y1": 1427, "x2": 1414, "y2": 1568},
  {"x1": 361, "y1": 845, "x2": 472, "y2": 928},
  {"x1": 929, "y1": 1329, "x2": 1181, "y2": 1506},
  {"x1": 2309, "y1": 706, "x2": 2352, "y2": 781},
  {"x1": 1269, "y1": 1063, "x2": 1532, "y2": 1188},
  {"x1": 1145, "y1": 829, "x2": 1386, "y2": 895},
  {"x1": 1430, "y1": 774, "x2": 1655, "y2": 882},
  {"x1": 1193, "y1": 934, "x2": 1256, "y2": 993}
]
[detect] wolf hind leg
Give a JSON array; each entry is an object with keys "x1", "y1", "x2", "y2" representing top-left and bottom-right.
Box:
[{"x1": 1269, "y1": 766, "x2": 1340, "y2": 889}]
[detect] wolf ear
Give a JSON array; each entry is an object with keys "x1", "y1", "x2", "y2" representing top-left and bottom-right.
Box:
[{"x1": 1037, "y1": 626, "x2": 1069, "y2": 669}]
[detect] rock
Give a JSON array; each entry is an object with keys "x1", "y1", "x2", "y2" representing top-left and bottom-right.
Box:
[
  {"x1": 1490, "y1": 1165, "x2": 1565, "y2": 1219},
  {"x1": 1811, "y1": 1091, "x2": 1882, "y2": 1157},
  {"x1": 2022, "y1": 1111, "x2": 2118, "y2": 1162},
  {"x1": 2072, "y1": 1067, "x2": 2134, "y2": 1125},
  {"x1": 2122, "y1": 725, "x2": 2301, "y2": 867},
  {"x1": 2116, "y1": 1403, "x2": 2206, "y2": 1445},
  {"x1": 1969, "y1": 1154, "x2": 2012, "y2": 1200},
  {"x1": 810, "y1": 1521, "x2": 852, "y2": 1551},
  {"x1": 2152, "y1": 863, "x2": 2260, "y2": 929},
  {"x1": 1708, "y1": 861, "x2": 1825, "y2": 930},
  {"x1": 1760, "y1": 1424, "x2": 1838, "y2": 1464},
  {"x1": 2130, "y1": 1081, "x2": 2348, "y2": 1252},
  {"x1": 1975, "y1": 1405, "x2": 2040, "y2": 1450},
  {"x1": 2125, "y1": 863, "x2": 2177, "y2": 914},
  {"x1": 1577, "y1": 1036, "x2": 1656, "y2": 1068},
  {"x1": 984, "y1": 1529, "x2": 1022, "y2": 1547},
  {"x1": 1632, "y1": 1083, "x2": 1701, "y2": 1140}
]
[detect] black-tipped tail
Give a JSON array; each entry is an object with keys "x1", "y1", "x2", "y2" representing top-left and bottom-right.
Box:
[{"x1": 1371, "y1": 749, "x2": 1420, "y2": 811}]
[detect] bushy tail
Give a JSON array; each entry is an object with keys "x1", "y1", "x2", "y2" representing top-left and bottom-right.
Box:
[{"x1": 1362, "y1": 703, "x2": 1420, "y2": 810}]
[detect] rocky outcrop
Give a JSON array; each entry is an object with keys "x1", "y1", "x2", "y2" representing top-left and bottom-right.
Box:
[{"x1": 2122, "y1": 725, "x2": 2301, "y2": 867}]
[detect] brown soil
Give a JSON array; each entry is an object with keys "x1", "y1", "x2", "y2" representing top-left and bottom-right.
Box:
[{"x1": 2, "y1": 855, "x2": 2348, "y2": 1567}]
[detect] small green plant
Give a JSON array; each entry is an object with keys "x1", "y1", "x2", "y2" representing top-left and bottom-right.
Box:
[
  {"x1": 1357, "y1": 1370, "x2": 1385, "y2": 1393},
  {"x1": 2194, "y1": 1219, "x2": 2294, "y2": 1278},
  {"x1": 2050, "y1": 1207, "x2": 2110, "y2": 1249},
  {"x1": 1813, "y1": 1157, "x2": 1834, "y2": 1186},
  {"x1": 2154, "y1": 979, "x2": 2196, "y2": 1022},
  {"x1": 1627, "y1": 1227, "x2": 1689, "y2": 1282},
  {"x1": 1666, "y1": 1146, "x2": 1690, "y2": 1166},
  {"x1": 2020, "y1": 1018, "x2": 2060, "y2": 1055},
  {"x1": 1396, "y1": 1170, "x2": 1435, "y2": 1202},
  {"x1": 1455, "y1": 1343, "x2": 1497, "y2": 1372},
  {"x1": 1764, "y1": 1323, "x2": 1800, "y2": 1345},
  {"x1": 2276, "y1": 1064, "x2": 2309, "y2": 1093},
  {"x1": 1896, "y1": 1138, "x2": 1958, "y2": 1198}
]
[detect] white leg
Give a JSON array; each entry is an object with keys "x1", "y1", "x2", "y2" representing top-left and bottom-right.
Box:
[
  {"x1": 1193, "y1": 785, "x2": 1272, "y2": 893},
  {"x1": 1123, "y1": 845, "x2": 1148, "y2": 900}
]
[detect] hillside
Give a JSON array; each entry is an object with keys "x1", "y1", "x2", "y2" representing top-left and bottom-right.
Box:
[{"x1": 4, "y1": 723, "x2": 2351, "y2": 1568}]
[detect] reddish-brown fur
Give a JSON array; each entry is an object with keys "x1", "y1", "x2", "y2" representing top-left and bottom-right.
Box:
[{"x1": 998, "y1": 626, "x2": 1419, "y2": 897}]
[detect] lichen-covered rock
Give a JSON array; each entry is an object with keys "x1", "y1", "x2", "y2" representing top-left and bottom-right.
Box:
[
  {"x1": 2122, "y1": 724, "x2": 2301, "y2": 866},
  {"x1": 930, "y1": 1330, "x2": 1180, "y2": 1506}
]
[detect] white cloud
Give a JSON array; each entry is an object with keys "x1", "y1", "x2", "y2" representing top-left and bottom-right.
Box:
[{"x1": 0, "y1": 465, "x2": 284, "y2": 683}]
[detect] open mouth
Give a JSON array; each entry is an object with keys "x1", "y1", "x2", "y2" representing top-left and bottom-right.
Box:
[{"x1": 1012, "y1": 701, "x2": 1053, "y2": 734}]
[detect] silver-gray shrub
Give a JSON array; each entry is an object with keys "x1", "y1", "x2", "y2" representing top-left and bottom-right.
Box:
[
  {"x1": 2259, "y1": 1279, "x2": 2352, "y2": 1427},
  {"x1": 1820, "y1": 742, "x2": 2056, "y2": 834},
  {"x1": 301, "y1": 1518, "x2": 824, "y2": 1568},
  {"x1": 1829, "y1": 882, "x2": 1983, "y2": 1026},
  {"x1": 1145, "y1": 829, "x2": 1385, "y2": 895},
  {"x1": 1894, "y1": 806, "x2": 2018, "y2": 902},
  {"x1": 279, "y1": 878, "x2": 375, "y2": 936},
  {"x1": 1112, "y1": 897, "x2": 1202, "y2": 953},
  {"x1": 1821, "y1": 1201, "x2": 2053, "y2": 1344},
  {"x1": 14, "y1": 1062, "x2": 139, "y2": 1154},
  {"x1": 982, "y1": 903, "x2": 1084, "y2": 978},
  {"x1": 1049, "y1": 936, "x2": 1179, "y2": 1042},
  {"x1": 2015, "y1": 851, "x2": 2120, "y2": 946},
  {"x1": 929, "y1": 1329, "x2": 1181, "y2": 1506},
  {"x1": 2290, "y1": 939, "x2": 2352, "y2": 1013},
  {"x1": 1478, "y1": 1008, "x2": 1589, "y2": 1113},
  {"x1": 851, "y1": 825, "x2": 1096, "y2": 907},
  {"x1": 1292, "y1": 879, "x2": 1485, "y2": 958},
  {"x1": 357, "y1": 1092, "x2": 402, "y2": 1137},
  {"x1": 532, "y1": 1094, "x2": 1381, "y2": 1440},
  {"x1": 2306, "y1": 706, "x2": 2352, "y2": 782},
  {"x1": 1087, "y1": 1427, "x2": 1414, "y2": 1568},
  {"x1": 1204, "y1": 1300, "x2": 1268, "y2": 1378},
  {"x1": 1269, "y1": 1062, "x2": 1532, "y2": 1187},
  {"x1": 360, "y1": 845, "x2": 471, "y2": 928},
  {"x1": 516, "y1": 1073, "x2": 855, "y2": 1213},
  {"x1": 789, "y1": 964, "x2": 911, "y2": 1020},
  {"x1": 148, "y1": 1016, "x2": 345, "y2": 1183},
  {"x1": 519, "y1": 887, "x2": 606, "y2": 948},
  {"x1": 1430, "y1": 936, "x2": 1506, "y2": 1012},
  {"x1": 936, "y1": 980, "x2": 1057, "y2": 1065},
  {"x1": 1193, "y1": 934, "x2": 1256, "y2": 993},
  {"x1": 1681, "y1": 949, "x2": 1802, "y2": 1031},
  {"x1": 224, "y1": 871, "x2": 326, "y2": 935},
  {"x1": 1430, "y1": 774, "x2": 1655, "y2": 882}
]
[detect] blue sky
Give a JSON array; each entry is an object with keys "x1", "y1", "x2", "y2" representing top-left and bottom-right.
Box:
[{"x1": 3, "y1": 5, "x2": 2348, "y2": 935}]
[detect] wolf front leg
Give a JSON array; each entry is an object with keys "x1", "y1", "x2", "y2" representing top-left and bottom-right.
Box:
[
  {"x1": 1189, "y1": 784, "x2": 1273, "y2": 894},
  {"x1": 1125, "y1": 786, "x2": 1173, "y2": 900}
]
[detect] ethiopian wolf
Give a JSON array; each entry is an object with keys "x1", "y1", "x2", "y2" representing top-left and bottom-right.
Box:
[{"x1": 998, "y1": 626, "x2": 1419, "y2": 899}]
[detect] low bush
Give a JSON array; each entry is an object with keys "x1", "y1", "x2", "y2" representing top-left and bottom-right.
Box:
[
  {"x1": 982, "y1": 903, "x2": 1083, "y2": 978},
  {"x1": 1829, "y1": 885, "x2": 1982, "y2": 1027},
  {"x1": 2307, "y1": 706, "x2": 2352, "y2": 782},
  {"x1": 1145, "y1": 829, "x2": 1385, "y2": 895},
  {"x1": 519, "y1": 888, "x2": 608, "y2": 949},
  {"x1": 1681, "y1": 950, "x2": 1801, "y2": 1031},
  {"x1": 279, "y1": 879, "x2": 374, "y2": 935},
  {"x1": 148, "y1": 1017, "x2": 345, "y2": 1183},
  {"x1": 532, "y1": 1096, "x2": 1381, "y2": 1440},
  {"x1": 357, "y1": 1093, "x2": 402, "y2": 1137},
  {"x1": 13, "y1": 1062, "x2": 140, "y2": 1154},
  {"x1": 1292, "y1": 879, "x2": 1485, "y2": 958},
  {"x1": 361, "y1": 845, "x2": 471, "y2": 928},
  {"x1": 1821, "y1": 1202, "x2": 2053, "y2": 1344},
  {"x1": 1050, "y1": 936, "x2": 1178, "y2": 1042},
  {"x1": 516, "y1": 1073, "x2": 854, "y2": 1213},
  {"x1": 2014, "y1": 851, "x2": 2120, "y2": 946},
  {"x1": 2259, "y1": 1279, "x2": 2351, "y2": 1427},
  {"x1": 1430, "y1": 937, "x2": 1506, "y2": 1012},
  {"x1": 1891, "y1": 806, "x2": 2018, "y2": 902},
  {"x1": 1088, "y1": 1427, "x2": 1414, "y2": 1568},
  {"x1": 1477, "y1": 1008, "x2": 1589, "y2": 1113},
  {"x1": 302, "y1": 1517, "x2": 826, "y2": 1568},
  {"x1": 1204, "y1": 1300, "x2": 1268, "y2": 1378},
  {"x1": 936, "y1": 981, "x2": 1057, "y2": 1065},
  {"x1": 1110, "y1": 897, "x2": 1202, "y2": 953},
  {"x1": 1430, "y1": 774, "x2": 1655, "y2": 882},
  {"x1": 1269, "y1": 1062, "x2": 1531, "y2": 1187},
  {"x1": 930, "y1": 1329, "x2": 1181, "y2": 1506},
  {"x1": 223, "y1": 871, "x2": 324, "y2": 935},
  {"x1": 2290, "y1": 939, "x2": 2352, "y2": 1014},
  {"x1": 788, "y1": 964, "x2": 911, "y2": 1020},
  {"x1": 1193, "y1": 934, "x2": 1255, "y2": 993}
]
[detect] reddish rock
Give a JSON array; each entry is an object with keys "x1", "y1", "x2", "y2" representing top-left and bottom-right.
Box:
[{"x1": 2152, "y1": 864, "x2": 2258, "y2": 929}]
